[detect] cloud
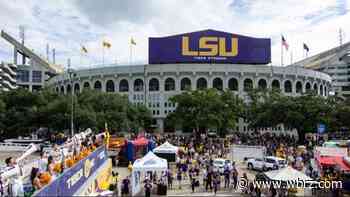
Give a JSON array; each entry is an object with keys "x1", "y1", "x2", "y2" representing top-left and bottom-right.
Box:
[
  {"x1": 72, "y1": 0, "x2": 157, "y2": 27},
  {"x1": 0, "y1": 0, "x2": 349, "y2": 68}
]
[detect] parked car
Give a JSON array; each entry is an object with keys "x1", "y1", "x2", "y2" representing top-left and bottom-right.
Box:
[
  {"x1": 213, "y1": 158, "x2": 226, "y2": 174},
  {"x1": 213, "y1": 159, "x2": 233, "y2": 174},
  {"x1": 247, "y1": 156, "x2": 287, "y2": 171},
  {"x1": 266, "y1": 156, "x2": 288, "y2": 169}
]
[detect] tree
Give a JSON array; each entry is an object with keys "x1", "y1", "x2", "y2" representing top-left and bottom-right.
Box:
[
  {"x1": 169, "y1": 89, "x2": 243, "y2": 135},
  {"x1": 0, "y1": 89, "x2": 152, "y2": 138}
]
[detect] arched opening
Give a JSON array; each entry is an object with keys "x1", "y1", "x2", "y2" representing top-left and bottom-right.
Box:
[
  {"x1": 66, "y1": 84, "x2": 72, "y2": 93},
  {"x1": 196, "y1": 78, "x2": 207, "y2": 90},
  {"x1": 55, "y1": 87, "x2": 59, "y2": 93},
  {"x1": 284, "y1": 80, "x2": 292, "y2": 93},
  {"x1": 271, "y1": 80, "x2": 280, "y2": 90},
  {"x1": 106, "y1": 80, "x2": 115, "y2": 92},
  {"x1": 149, "y1": 78, "x2": 159, "y2": 91},
  {"x1": 320, "y1": 84, "x2": 324, "y2": 96},
  {"x1": 228, "y1": 78, "x2": 238, "y2": 91},
  {"x1": 296, "y1": 81, "x2": 302, "y2": 93},
  {"x1": 119, "y1": 79, "x2": 129, "y2": 92},
  {"x1": 243, "y1": 78, "x2": 253, "y2": 92},
  {"x1": 94, "y1": 81, "x2": 102, "y2": 91},
  {"x1": 213, "y1": 78, "x2": 223, "y2": 90},
  {"x1": 305, "y1": 82, "x2": 311, "y2": 92},
  {"x1": 134, "y1": 79, "x2": 144, "y2": 92},
  {"x1": 324, "y1": 86, "x2": 327, "y2": 96},
  {"x1": 180, "y1": 78, "x2": 191, "y2": 91},
  {"x1": 83, "y1": 82, "x2": 90, "y2": 90},
  {"x1": 165, "y1": 78, "x2": 175, "y2": 91},
  {"x1": 258, "y1": 79, "x2": 267, "y2": 90},
  {"x1": 74, "y1": 83, "x2": 80, "y2": 93},
  {"x1": 313, "y1": 84, "x2": 318, "y2": 94},
  {"x1": 60, "y1": 86, "x2": 64, "y2": 93}
]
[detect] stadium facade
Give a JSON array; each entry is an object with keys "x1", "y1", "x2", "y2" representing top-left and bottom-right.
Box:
[
  {"x1": 49, "y1": 30, "x2": 332, "y2": 133},
  {"x1": 292, "y1": 42, "x2": 350, "y2": 98}
]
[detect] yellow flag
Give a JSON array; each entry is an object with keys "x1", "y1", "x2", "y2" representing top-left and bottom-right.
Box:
[
  {"x1": 103, "y1": 41, "x2": 111, "y2": 48},
  {"x1": 81, "y1": 46, "x2": 88, "y2": 53},
  {"x1": 130, "y1": 38, "x2": 136, "y2": 45}
]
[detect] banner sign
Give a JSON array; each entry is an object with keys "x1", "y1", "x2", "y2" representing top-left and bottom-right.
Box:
[
  {"x1": 35, "y1": 146, "x2": 108, "y2": 196},
  {"x1": 317, "y1": 123, "x2": 326, "y2": 134},
  {"x1": 149, "y1": 29, "x2": 271, "y2": 64}
]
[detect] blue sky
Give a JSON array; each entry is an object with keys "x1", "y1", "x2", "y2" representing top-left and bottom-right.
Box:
[{"x1": 0, "y1": 0, "x2": 349, "y2": 69}]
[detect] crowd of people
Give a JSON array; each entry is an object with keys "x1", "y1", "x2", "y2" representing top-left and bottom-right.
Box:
[
  {"x1": 108, "y1": 131, "x2": 346, "y2": 196},
  {"x1": 0, "y1": 132, "x2": 106, "y2": 196},
  {"x1": 29, "y1": 134, "x2": 105, "y2": 192}
]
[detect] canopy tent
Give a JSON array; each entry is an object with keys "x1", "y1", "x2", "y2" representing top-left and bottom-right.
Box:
[
  {"x1": 153, "y1": 141, "x2": 179, "y2": 162},
  {"x1": 153, "y1": 141, "x2": 178, "y2": 154},
  {"x1": 126, "y1": 137, "x2": 155, "y2": 162},
  {"x1": 133, "y1": 151, "x2": 168, "y2": 171},
  {"x1": 132, "y1": 151, "x2": 168, "y2": 196},
  {"x1": 264, "y1": 166, "x2": 312, "y2": 181}
]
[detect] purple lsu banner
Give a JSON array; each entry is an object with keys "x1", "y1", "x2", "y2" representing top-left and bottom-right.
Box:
[
  {"x1": 35, "y1": 146, "x2": 107, "y2": 196},
  {"x1": 149, "y1": 29, "x2": 271, "y2": 64}
]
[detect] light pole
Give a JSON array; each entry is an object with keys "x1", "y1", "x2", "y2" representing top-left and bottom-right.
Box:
[{"x1": 67, "y1": 59, "x2": 75, "y2": 137}]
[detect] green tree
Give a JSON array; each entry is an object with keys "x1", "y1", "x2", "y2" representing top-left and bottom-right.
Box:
[{"x1": 169, "y1": 89, "x2": 243, "y2": 135}]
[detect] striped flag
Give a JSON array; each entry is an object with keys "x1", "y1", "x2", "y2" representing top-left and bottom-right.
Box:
[
  {"x1": 103, "y1": 40, "x2": 111, "y2": 48},
  {"x1": 130, "y1": 37, "x2": 136, "y2": 45},
  {"x1": 81, "y1": 46, "x2": 88, "y2": 53},
  {"x1": 282, "y1": 36, "x2": 289, "y2": 50},
  {"x1": 303, "y1": 43, "x2": 309, "y2": 52}
]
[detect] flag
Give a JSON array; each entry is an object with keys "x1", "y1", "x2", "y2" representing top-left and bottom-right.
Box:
[
  {"x1": 130, "y1": 37, "x2": 136, "y2": 45},
  {"x1": 303, "y1": 43, "x2": 309, "y2": 52},
  {"x1": 282, "y1": 36, "x2": 289, "y2": 50},
  {"x1": 81, "y1": 46, "x2": 88, "y2": 53},
  {"x1": 103, "y1": 40, "x2": 111, "y2": 48}
]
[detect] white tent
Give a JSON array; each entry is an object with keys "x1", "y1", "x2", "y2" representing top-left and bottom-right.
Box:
[
  {"x1": 132, "y1": 151, "x2": 168, "y2": 196},
  {"x1": 265, "y1": 166, "x2": 312, "y2": 181},
  {"x1": 153, "y1": 141, "x2": 178, "y2": 154}
]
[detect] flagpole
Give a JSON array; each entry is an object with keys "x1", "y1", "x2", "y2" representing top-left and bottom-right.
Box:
[
  {"x1": 102, "y1": 45, "x2": 105, "y2": 66},
  {"x1": 281, "y1": 36, "x2": 284, "y2": 66},
  {"x1": 130, "y1": 42, "x2": 133, "y2": 65}
]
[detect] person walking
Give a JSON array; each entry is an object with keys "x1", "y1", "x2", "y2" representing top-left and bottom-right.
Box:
[
  {"x1": 206, "y1": 169, "x2": 213, "y2": 191},
  {"x1": 213, "y1": 174, "x2": 220, "y2": 195},
  {"x1": 176, "y1": 169, "x2": 182, "y2": 189},
  {"x1": 232, "y1": 166, "x2": 238, "y2": 190},
  {"x1": 121, "y1": 176, "x2": 130, "y2": 196},
  {"x1": 191, "y1": 175, "x2": 196, "y2": 193},
  {"x1": 144, "y1": 179, "x2": 152, "y2": 197},
  {"x1": 167, "y1": 169, "x2": 173, "y2": 189},
  {"x1": 224, "y1": 166, "x2": 230, "y2": 188}
]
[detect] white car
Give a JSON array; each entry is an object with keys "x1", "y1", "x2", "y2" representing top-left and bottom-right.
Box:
[
  {"x1": 247, "y1": 156, "x2": 287, "y2": 171},
  {"x1": 266, "y1": 156, "x2": 288, "y2": 169},
  {"x1": 213, "y1": 158, "x2": 226, "y2": 174},
  {"x1": 213, "y1": 159, "x2": 233, "y2": 174}
]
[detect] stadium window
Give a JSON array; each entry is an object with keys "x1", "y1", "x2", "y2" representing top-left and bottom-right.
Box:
[
  {"x1": 243, "y1": 78, "x2": 253, "y2": 91},
  {"x1": 165, "y1": 78, "x2": 176, "y2": 91},
  {"x1": 149, "y1": 78, "x2": 159, "y2": 91},
  {"x1": 197, "y1": 78, "x2": 207, "y2": 90},
  {"x1": 17, "y1": 70, "x2": 29, "y2": 82},
  {"x1": 32, "y1": 70, "x2": 42, "y2": 83},
  {"x1": 181, "y1": 78, "x2": 191, "y2": 90}
]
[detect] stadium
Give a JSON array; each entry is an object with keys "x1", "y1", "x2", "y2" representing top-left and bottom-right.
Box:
[{"x1": 48, "y1": 30, "x2": 332, "y2": 133}]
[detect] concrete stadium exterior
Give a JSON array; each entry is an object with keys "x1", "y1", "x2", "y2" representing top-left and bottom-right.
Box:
[{"x1": 49, "y1": 63, "x2": 332, "y2": 133}]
